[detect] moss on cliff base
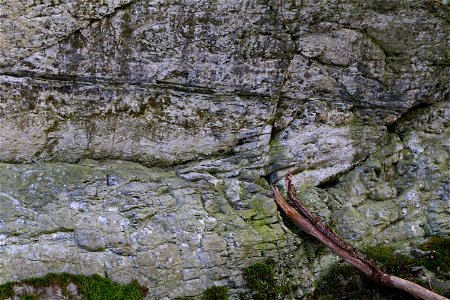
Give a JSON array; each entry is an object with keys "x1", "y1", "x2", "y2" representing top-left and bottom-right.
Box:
[
  {"x1": 201, "y1": 286, "x2": 229, "y2": 300},
  {"x1": 242, "y1": 259, "x2": 291, "y2": 300},
  {"x1": 0, "y1": 282, "x2": 13, "y2": 300},
  {"x1": 312, "y1": 237, "x2": 450, "y2": 299},
  {"x1": 419, "y1": 237, "x2": 450, "y2": 280},
  {"x1": 0, "y1": 273, "x2": 148, "y2": 300}
]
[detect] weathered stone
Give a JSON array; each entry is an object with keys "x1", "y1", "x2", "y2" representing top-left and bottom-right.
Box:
[
  {"x1": 0, "y1": 0, "x2": 449, "y2": 298},
  {"x1": 322, "y1": 102, "x2": 449, "y2": 246},
  {"x1": 0, "y1": 161, "x2": 308, "y2": 298},
  {"x1": 0, "y1": 0, "x2": 135, "y2": 68}
]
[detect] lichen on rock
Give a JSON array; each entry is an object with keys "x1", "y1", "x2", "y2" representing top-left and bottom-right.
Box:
[{"x1": 0, "y1": 0, "x2": 449, "y2": 298}]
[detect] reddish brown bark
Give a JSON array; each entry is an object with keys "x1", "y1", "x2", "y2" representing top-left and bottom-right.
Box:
[{"x1": 272, "y1": 174, "x2": 448, "y2": 300}]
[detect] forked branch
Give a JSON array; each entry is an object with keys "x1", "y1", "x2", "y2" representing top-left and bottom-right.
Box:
[{"x1": 272, "y1": 174, "x2": 448, "y2": 300}]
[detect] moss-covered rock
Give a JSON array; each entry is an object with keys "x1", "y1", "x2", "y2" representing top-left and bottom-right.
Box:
[
  {"x1": 0, "y1": 273, "x2": 148, "y2": 300},
  {"x1": 0, "y1": 0, "x2": 449, "y2": 298},
  {"x1": 313, "y1": 238, "x2": 450, "y2": 299},
  {"x1": 419, "y1": 237, "x2": 450, "y2": 280},
  {"x1": 242, "y1": 259, "x2": 291, "y2": 300},
  {"x1": 201, "y1": 286, "x2": 229, "y2": 300}
]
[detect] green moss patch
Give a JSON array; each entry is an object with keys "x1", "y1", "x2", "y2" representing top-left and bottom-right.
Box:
[
  {"x1": 419, "y1": 237, "x2": 450, "y2": 280},
  {"x1": 313, "y1": 237, "x2": 450, "y2": 299},
  {"x1": 242, "y1": 259, "x2": 290, "y2": 300},
  {"x1": 362, "y1": 246, "x2": 417, "y2": 280},
  {"x1": 0, "y1": 282, "x2": 14, "y2": 300},
  {"x1": 0, "y1": 273, "x2": 148, "y2": 300},
  {"x1": 201, "y1": 286, "x2": 229, "y2": 300},
  {"x1": 19, "y1": 296, "x2": 38, "y2": 300},
  {"x1": 363, "y1": 237, "x2": 450, "y2": 281},
  {"x1": 313, "y1": 259, "x2": 416, "y2": 299}
]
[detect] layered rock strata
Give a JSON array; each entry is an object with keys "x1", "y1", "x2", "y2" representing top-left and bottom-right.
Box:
[{"x1": 0, "y1": 0, "x2": 449, "y2": 298}]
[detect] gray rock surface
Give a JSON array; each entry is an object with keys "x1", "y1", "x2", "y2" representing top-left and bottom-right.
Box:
[
  {"x1": 0, "y1": 0, "x2": 449, "y2": 298},
  {"x1": 324, "y1": 102, "x2": 450, "y2": 244},
  {"x1": 0, "y1": 160, "x2": 313, "y2": 299}
]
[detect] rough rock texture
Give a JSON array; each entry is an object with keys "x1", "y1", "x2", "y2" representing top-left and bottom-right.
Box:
[
  {"x1": 0, "y1": 161, "x2": 312, "y2": 298},
  {"x1": 297, "y1": 101, "x2": 450, "y2": 245},
  {"x1": 0, "y1": 0, "x2": 449, "y2": 299}
]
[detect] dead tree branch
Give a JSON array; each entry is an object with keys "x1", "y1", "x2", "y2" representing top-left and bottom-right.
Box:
[{"x1": 272, "y1": 173, "x2": 448, "y2": 300}]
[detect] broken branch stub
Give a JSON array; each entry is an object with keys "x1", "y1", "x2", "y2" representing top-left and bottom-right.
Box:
[{"x1": 271, "y1": 174, "x2": 448, "y2": 300}]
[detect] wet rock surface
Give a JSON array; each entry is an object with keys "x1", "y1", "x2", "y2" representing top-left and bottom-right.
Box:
[{"x1": 0, "y1": 0, "x2": 449, "y2": 298}]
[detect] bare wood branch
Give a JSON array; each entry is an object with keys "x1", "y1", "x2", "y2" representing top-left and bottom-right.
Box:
[
  {"x1": 285, "y1": 173, "x2": 357, "y2": 255},
  {"x1": 272, "y1": 174, "x2": 448, "y2": 300}
]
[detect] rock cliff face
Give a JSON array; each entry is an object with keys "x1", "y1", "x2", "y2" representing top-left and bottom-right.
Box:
[{"x1": 0, "y1": 0, "x2": 449, "y2": 298}]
